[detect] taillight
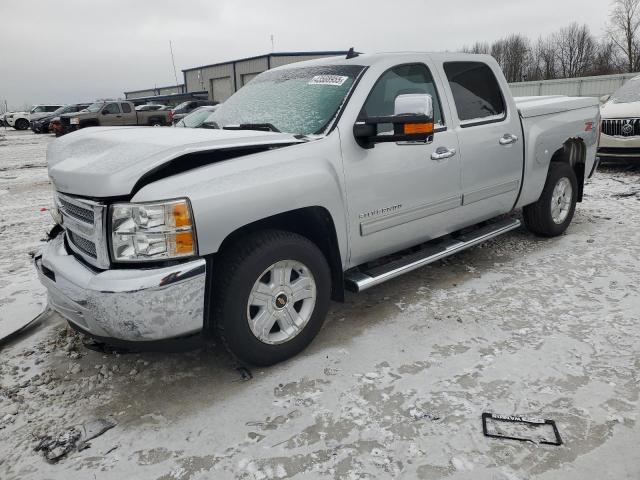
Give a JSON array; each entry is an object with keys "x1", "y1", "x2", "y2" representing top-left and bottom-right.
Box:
[{"x1": 168, "y1": 111, "x2": 173, "y2": 122}]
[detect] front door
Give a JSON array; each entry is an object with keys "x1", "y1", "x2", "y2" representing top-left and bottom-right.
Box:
[
  {"x1": 341, "y1": 63, "x2": 462, "y2": 266},
  {"x1": 440, "y1": 61, "x2": 523, "y2": 218},
  {"x1": 101, "y1": 102, "x2": 123, "y2": 126}
]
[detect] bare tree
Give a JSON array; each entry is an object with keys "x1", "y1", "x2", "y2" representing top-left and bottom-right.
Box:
[
  {"x1": 591, "y1": 39, "x2": 624, "y2": 75},
  {"x1": 528, "y1": 36, "x2": 558, "y2": 80},
  {"x1": 554, "y1": 23, "x2": 597, "y2": 78},
  {"x1": 609, "y1": 0, "x2": 640, "y2": 72},
  {"x1": 489, "y1": 34, "x2": 531, "y2": 82},
  {"x1": 462, "y1": 41, "x2": 491, "y2": 54}
]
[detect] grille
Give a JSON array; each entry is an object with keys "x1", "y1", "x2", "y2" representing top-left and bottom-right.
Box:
[
  {"x1": 601, "y1": 118, "x2": 640, "y2": 137},
  {"x1": 58, "y1": 196, "x2": 94, "y2": 224},
  {"x1": 60, "y1": 116, "x2": 70, "y2": 126},
  {"x1": 67, "y1": 231, "x2": 97, "y2": 258}
]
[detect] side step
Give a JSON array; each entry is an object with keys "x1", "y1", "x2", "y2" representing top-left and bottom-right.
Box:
[{"x1": 344, "y1": 217, "x2": 521, "y2": 293}]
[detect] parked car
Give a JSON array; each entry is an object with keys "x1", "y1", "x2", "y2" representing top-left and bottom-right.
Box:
[
  {"x1": 57, "y1": 100, "x2": 171, "y2": 135},
  {"x1": 135, "y1": 104, "x2": 167, "y2": 111},
  {"x1": 31, "y1": 104, "x2": 90, "y2": 133},
  {"x1": 174, "y1": 105, "x2": 219, "y2": 128},
  {"x1": 598, "y1": 75, "x2": 640, "y2": 162},
  {"x1": 37, "y1": 52, "x2": 599, "y2": 366},
  {"x1": 6, "y1": 104, "x2": 63, "y2": 130},
  {"x1": 170, "y1": 100, "x2": 218, "y2": 124}
]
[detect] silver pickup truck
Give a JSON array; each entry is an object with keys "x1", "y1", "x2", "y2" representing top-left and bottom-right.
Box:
[{"x1": 36, "y1": 52, "x2": 600, "y2": 365}]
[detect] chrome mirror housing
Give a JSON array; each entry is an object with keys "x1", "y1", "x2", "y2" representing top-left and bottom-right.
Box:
[{"x1": 394, "y1": 93, "x2": 434, "y2": 118}]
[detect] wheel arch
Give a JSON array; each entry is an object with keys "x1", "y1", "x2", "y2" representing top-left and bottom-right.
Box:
[
  {"x1": 213, "y1": 206, "x2": 345, "y2": 303},
  {"x1": 549, "y1": 138, "x2": 587, "y2": 202}
]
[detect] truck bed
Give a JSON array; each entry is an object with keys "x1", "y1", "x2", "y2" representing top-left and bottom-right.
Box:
[{"x1": 515, "y1": 95, "x2": 599, "y2": 118}]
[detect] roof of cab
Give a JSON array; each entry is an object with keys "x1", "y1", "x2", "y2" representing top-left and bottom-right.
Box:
[{"x1": 268, "y1": 51, "x2": 495, "y2": 71}]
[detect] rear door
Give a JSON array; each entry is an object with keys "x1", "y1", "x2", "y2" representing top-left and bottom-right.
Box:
[
  {"x1": 439, "y1": 61, "x2": 523, "y2": 218},
  {"x1": 341, "y1": 62, "x2": 462, "y2": 266},
  {"x1": 119, "y1": 102, "x2": 137, "y2": 125}
]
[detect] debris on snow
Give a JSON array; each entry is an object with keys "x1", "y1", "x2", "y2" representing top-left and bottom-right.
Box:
[{"x1": 34, "y1": 418, "x2": 117, "y2": 463}]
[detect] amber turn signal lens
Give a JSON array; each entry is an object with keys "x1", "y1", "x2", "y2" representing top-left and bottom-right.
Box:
[
  {"x1": 404, "y1": 123, "x2": 434, "y2": 135},
  {"x1": 172, "y1": 202, "x2": 191, "y2": 227},
  {"x1": 174, "y1": 232, "x2": 194, "y2": 255}
]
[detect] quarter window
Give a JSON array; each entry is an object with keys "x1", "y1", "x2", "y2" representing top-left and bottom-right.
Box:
[
  {"x1": 443, "y1": 62, "x2": 505, "y2": 125},
  {"x1": 360, "y1": 64, "x2": 444, "y2": 130},
  {"x1": 121, "y1": 103, "x2": 132, "y2": 113}
]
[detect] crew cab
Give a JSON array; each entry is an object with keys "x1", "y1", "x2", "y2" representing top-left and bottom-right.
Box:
[
  {"x1": 36, "y1": 52, "x2": 600, "y2": 365},
  {"x1": 57, "y1": 100, "x2": 171, "y2": 135}
]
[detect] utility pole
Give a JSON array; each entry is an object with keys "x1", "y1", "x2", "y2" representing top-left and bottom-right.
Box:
[
  {"x1": 169, "y1": 40, "x2": 180, "y2": 92},
  {"x1": 270, "y1": 34, "x2": 275, "y2": 53}
]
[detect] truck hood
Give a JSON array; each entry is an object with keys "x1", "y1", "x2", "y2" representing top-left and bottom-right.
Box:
[
  {"x1": 47, "y1": 127, "x2": 305, "y2": 197},
  {"x1": 600, "y1": 101, "x2": 640, "y2": 119}
]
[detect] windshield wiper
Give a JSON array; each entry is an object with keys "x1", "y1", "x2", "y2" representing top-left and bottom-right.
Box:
[{"x1": 223, "y1": 123, "x2": 280, "y2": 133}]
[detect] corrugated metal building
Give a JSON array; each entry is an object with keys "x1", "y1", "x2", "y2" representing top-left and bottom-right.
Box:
[
  {"x1": 509, "y1": 72, "x2": 640, "y2": 98},
  {"x1": 182, "y1": 51, "x2": 350, "y2": 102},
  {"x1": 124, "y1": 84, "x2": 208, "y2": 106},
  {"x1": 125, "y1": 84, "x2": 186, "y2": 100}
]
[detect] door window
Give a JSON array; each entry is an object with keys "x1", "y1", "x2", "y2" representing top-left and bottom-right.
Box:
[
  {"x1": 360, "y1": 64, "x2": 444, "y2": 133},
  {"x1": 443, "y1": 62, "x2": 505, "y2": 125},
  {"x1": 120, "y1": 103, "x2": 132, "y2": 113},
  {"x1": 103, "y1": 103, "x2": 120, "y2": 114}
]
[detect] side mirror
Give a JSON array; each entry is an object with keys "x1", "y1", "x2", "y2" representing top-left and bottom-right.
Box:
[
  {"x1": 102, "y1": 109, "x2": 109, "y2": 115},
  {"x1": 354, "y1": 93, "x2": 435, "y2": 148}
]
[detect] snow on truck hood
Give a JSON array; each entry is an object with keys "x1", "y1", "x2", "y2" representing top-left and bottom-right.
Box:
[{"x1": 47, "y1": 127, "x2": 304, "y2": 197}]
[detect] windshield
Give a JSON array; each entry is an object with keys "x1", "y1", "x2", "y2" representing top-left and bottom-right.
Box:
[
  {"x1": 178, "y1": 107, "x2": 218, "y2": 128},
  {"x1": 173, "y1": 101, "x2": 192, "y2": 111},
  {"x1": 610, "y1": 76, "x2": 640, "y2": 104},
  {"x1": 53, "y1": 105, "x2": 73, "y2": 115},
  {"x1": 85, "y1": 102, "x2": 105, "y2": 113},
  {"x1": 31, "y1": 106, "x2": 46, "y2": 113},
  {"x1": 202, "y1": 65, "x2": 364, "y2": 135}
]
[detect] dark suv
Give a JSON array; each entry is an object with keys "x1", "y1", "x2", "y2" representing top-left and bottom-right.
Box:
[
  {"x1": 30, "y1": 104, "x2": 90, "y2": 133},
  {"x1": 170, "y1": 100, "x2": 217, "y2": 124}
]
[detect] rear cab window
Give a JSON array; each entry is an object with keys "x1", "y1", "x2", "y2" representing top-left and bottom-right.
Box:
[
  {"x1": 443, "y1": 62, "x2": 505, "y2": 127},
  {"x1": 121, "y1": 103, "x2": 132, "y2": 113}
]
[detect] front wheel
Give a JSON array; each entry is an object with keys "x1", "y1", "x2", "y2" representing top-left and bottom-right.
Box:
[
  {"x1": 212, "y1": 230, "x2": 331, "y2": 366},
  {"x1": 523, "y1": 162, "x2": 578, "y2": 237},
  {"x1": 14, "y1": 118, "x2": 29, "y2": 130}
]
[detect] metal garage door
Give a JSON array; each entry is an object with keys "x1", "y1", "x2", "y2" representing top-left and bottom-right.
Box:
[
  {"x1": 241, "y1": 72, "x2": 260, "y2": 86},
  {"x1": 210, "y1": 77, "x2": 233, "y2": 102}
]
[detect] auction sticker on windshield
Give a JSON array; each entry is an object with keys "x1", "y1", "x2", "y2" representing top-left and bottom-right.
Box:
[{"x1": 308, "y1": 75, "x2": 349, "y2": 86}]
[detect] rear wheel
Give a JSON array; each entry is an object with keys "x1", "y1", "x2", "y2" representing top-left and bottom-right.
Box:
[
  {"x1": 14, "y1": 118, "x2": 29, "y2": 130},
  {"x1": 523, "y1": 162, "x2": 578, "y2": 237},
  {"x1": 212, "y1": 230, "x2": 331, "y2": 366}
]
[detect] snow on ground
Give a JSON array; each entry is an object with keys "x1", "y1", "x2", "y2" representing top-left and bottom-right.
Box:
[{"x1": 1, "y1": 129, "x2": 639, "y2": 479}]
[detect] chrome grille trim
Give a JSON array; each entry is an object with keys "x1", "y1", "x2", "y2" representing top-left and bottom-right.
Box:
[
  {"x1": 68, "y1": 231, "x2": 97, "y2": 258},
  {"x1": 56, "y1": 192, "x2": 109, "y2": 269},
  {"x1": 58, "y1": 196, "x2": 95, "y2": 224},
  {"x1": 601, "y1": 118, "x2": 640, "y2": 137}
]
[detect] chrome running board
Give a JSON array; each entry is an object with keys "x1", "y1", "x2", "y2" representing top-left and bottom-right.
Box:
[{"x1": 344, "y1": 217, "x2": 521, "y2": 293}]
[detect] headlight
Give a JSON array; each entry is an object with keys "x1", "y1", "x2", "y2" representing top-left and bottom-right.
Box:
[
  {"x1": 110, "y1": 198, "x2": 196, "y2": 262},
  {"x1": 70, "y1": 117, "x2": 79, "y2": 124}
]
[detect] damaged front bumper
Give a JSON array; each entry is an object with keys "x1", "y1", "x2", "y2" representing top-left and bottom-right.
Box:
[{"x1": 34, "y1": 233, "x2": 207, "y2": 341}]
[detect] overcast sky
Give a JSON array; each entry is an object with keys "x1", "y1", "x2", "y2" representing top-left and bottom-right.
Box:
[{"x1": 0, "y1": 0, "x2": 611, "y2": 110}]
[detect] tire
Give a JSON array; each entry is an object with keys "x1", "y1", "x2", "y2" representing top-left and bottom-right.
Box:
[
  {"x1": 14, "y1": 118, "x2": 29, "y2": 130},
  {"x1": 212, "y1": 230, "x2": 331, "y2": 366},
  {"x1": 523, "y1": 162, "x2": 578, "y2": 237}
]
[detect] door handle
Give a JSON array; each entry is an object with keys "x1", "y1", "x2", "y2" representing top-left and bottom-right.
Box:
[
  {"x1": 431, "y1": 147, "x2": 457, "y2": 160},
  {"x1": 499, "y1": 133, "x2": 518, "y2": 145}
]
